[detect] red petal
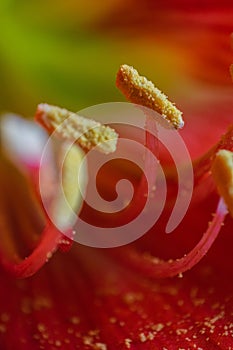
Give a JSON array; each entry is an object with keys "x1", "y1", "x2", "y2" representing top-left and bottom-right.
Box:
[
  {"x1": 0, "y1": 241, "x2": 232, "y2": 349},
  {"x1": 96, "y1": 3, "x2": 233, "y2": 85}
]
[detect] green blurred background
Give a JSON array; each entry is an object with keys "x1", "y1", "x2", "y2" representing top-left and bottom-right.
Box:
[
  {"x1": 0, "y1": 0, "x2": 196, "y2": 118},
  {"x1": 0, "y1": 0, "x2": 232, "y2": 119}
]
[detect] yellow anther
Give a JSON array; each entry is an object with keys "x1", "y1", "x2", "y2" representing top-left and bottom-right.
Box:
[
  {"x1": 35, "y1": 104, "x2": 118, "y2": 154},
  {"x1": 211, "y1": 149, "x2": 233, "y2": 217},
  {"x1": 116, "y1": 64, "x2": 184, "y2": 129},
  {"x1": 35, "y1": 103, "x2": 118, "y2": 230}
]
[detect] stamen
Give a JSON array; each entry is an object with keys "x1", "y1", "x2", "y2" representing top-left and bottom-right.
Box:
[
  {"x1": 35, "y1": 104, "x2": 118, "y2": 154},
  {"x1": 211, "y1": 149, "x2": 233, "y2": 217},
  {"x1": 116, "y1": 64, "x2": 184, "y2": 129},
  {"x1": 109, "y1": 198, "x2": 227, "y2": 278}
]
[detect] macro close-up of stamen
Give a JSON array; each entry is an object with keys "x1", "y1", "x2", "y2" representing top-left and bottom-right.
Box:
[{"x1": 0, "y1": 2, "x2": 233, "y2": 350}]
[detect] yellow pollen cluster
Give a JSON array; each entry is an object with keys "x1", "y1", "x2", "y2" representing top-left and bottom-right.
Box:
[
  {"x1": 211, "y1": 149, "x2": 233, "y2": 217},
  {"x1": 35, "y1": 103, "x2": 118, "y2": 154},
  {"x1": 116, "y1": 64, "x2": 184, "y2": 129}
]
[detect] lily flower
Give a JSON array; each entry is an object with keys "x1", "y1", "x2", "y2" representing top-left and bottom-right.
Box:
[{"x1": 0, "y1": 5, "x2": 233, "y2": 350}]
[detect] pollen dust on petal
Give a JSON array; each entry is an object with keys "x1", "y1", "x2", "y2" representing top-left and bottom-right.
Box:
[
  {"x1": 116, "y1": 64, "x2": 184, "y2": 129},
  {"x1": 211, "y1": 149, "x2": 233, "y2": 217}
]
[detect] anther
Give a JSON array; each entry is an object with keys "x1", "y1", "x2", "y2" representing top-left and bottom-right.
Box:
[
  {"x1": 116, "y1": 64, "x2": 184, "y2": 129},
  {"x1": 35, "y1": 104, "x2": 118, "y2": 154},
  {"x1": 211, "y1": 149, "x2": 233, "y2": 217}
]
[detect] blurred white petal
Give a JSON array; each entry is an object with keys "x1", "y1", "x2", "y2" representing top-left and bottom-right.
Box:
[{"x1": 0, "y1": 114, "x2": 48, "y2": 169}]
